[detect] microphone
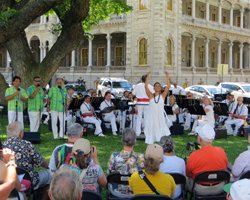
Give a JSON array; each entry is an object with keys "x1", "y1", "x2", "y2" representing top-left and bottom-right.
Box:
[
  {"x1": 17, "y1": 88, "x2": 20, "y2": 91},
  {"x1": 58, "y1": 85, "x2": 62, "y2": 90}
]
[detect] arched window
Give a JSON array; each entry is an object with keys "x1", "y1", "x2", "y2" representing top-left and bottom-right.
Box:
[
  {"x1": 139, "y1": 0, "x2": 149, "y2": 10},
  {"x1": 199, "y1": 46, "x2": 205, "y2": 67},
  {"x1": 167, "y1": 39, "x2": 173, "y2": 66},
  {"x1": 167, "y1": 0, "x2": 173, "y2": 11},
  {"x1": 139, "y1": 38, "x2": 147, "y2": 65}
]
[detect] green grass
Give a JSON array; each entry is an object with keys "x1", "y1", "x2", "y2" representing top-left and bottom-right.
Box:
[{"x1": 0, "y1": 115, "x2": 249, "y2": 199}]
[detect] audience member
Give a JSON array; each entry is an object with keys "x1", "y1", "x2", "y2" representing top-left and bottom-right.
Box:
[
  {"x1": 186, "y1": 124, "x2": 228, "y2": 195},
  {"x1": 224, "y1": 179, "x2": 250, "y2": 200},
  {"x1": 49, "y1": 166, "x2": 82, "y2": 200},
  {"x1": 159, "y1": 136, "x2": 185, "y2": 199},
  {"x1": 232, "y1": 147, "x2": 250, "y2": 180},
  {"x1": 129, "y1": 144, "x2": 176, "y2": 197},
  {"x1": 3, "y1": 121, "x2": 51, "y2": 190},
  {"x1": 49, "y1": 123, "x2": 83, "y2": 172},
  {"x1": 63, "y1": 138, "x2": 107, "y2": 194}
]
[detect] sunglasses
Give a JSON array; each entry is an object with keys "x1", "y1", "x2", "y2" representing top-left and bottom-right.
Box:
[{"x1": 34, "y1": 80, "x2": 41, "y2": 82}]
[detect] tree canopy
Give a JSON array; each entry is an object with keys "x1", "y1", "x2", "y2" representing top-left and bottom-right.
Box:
[{"x1": 0, "y1": 0, "x2": 131, "y2": 103}]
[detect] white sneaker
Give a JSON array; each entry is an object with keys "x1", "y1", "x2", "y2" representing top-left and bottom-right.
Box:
[
  {"x1": 97, "y1": 133, "x2": 105, "y2": 137},
  {"x1": 112, "y1": 132, "x2": 117, "y2": 136},
  {"x1": 188, "y1": 132, "x2": 197, "y2": 136}
]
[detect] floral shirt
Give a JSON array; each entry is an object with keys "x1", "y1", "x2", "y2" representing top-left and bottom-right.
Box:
[{"x1": 3, "y1": 137, "x2": 44, "y2": 187}]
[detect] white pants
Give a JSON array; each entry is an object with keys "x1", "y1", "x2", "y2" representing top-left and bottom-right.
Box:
[
  {"x1": 136, "y1": 105, "x2": 148, "y2": 136},
  {"x1": 28, "y1": 111, "x2": 40, "y2": 132},
  {"x1": 83, "y1": 116, "x2": 103, "y2": 135},
  {"x1": 103, "y1": 113, "x2": 117, "y2": 133},
  {"x1": 129, "y1": 114, "x2": 137, "y2": 131},
  {"x1": 51, "y1": 111, "x2": 65, "y2": 139},
  {"x1": 8, "y1": 111, "x2": 24, "y2": 128},
  {"x1": 117, "y1": 110, "x2": 127, "y2": 132},
  {"x1": 192, "y1": 119, "x2": 214, "y2": 132},
  {"x1": 225, "y1": 118, "x2": 244, "y2": 136}
]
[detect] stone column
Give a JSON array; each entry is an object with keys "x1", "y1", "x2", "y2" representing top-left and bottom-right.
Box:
[
  {"x1": 191, "y1": 36, "x2": 196, "y2": 69},
  {"x1": 205, "y1": 39, "x2": 209, "y2": 69},
  {"x1": 240, "y1": 8, "x2": 244, "y2": 29},
  {"x1": 239, "y1": 43, "x2": 244, "y2": 69},
  {"x1": 248, "y1": 46, "x2": 250, "y2": 68},
  {"x1": 88, "y1": 38, "x2": 93, "y2": 67},
  {"x1": 39, "y1": 45, "x2": 44, "y2": 62},
  {"x1": 218, "y1": 2, "x2": 222, "y2": 24},
  {"x1": 228, "y1": 42, "x2": 233, "y2": 69},
  {"x1": 230, "y1": 7, "x2": 234, "y2": 27},
  {"x1": 192, "y1": 0, "x2": 196, "y2": 19},
  {"x1": 106, "y1": 33, "x2": 112, "y2": 66},
  {"x1": 6, "y1": 51, "x2": 10, "y2": 68},
  {"x1": 217, "y1": 40, "x2": 222, "y2": 65},
  {"x1": 71, "y1": 50, "x2": 76, "y2": 67},
  {"x1": 206, "y1": 0, "x2": 210, "y2": 21}
]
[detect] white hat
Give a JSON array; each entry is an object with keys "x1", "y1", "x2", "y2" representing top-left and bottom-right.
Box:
[
  {"x1": 195, "y1": 124, "x2": 215, "y2": 141},
  {"x1": 230, "y1": 179, "x2": 250, "y2": 200}
]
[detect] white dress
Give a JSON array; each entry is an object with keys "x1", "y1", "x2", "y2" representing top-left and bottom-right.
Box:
[{"x1": 144, "y1": 94, "x2": 171, "y2": 144}]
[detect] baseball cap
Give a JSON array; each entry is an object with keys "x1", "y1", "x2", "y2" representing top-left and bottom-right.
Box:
[
  {"x1": 195, "y1": 124, "x2": 215, "y2": 141},
  {"x1": 145, "y1": 144, "x2": 163, "y2": 162},
  {"x1": 224, "y1": 179, "x2": 250, "y2": 200},
  {"x1": 72, "y1": 138, "x2": 91, "y2": 155}
]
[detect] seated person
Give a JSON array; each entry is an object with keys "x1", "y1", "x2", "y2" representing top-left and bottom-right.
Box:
[
  {"x1": 3, "y1": 121, "x2": 51, "y2": 190},
  {"x1": 129, "y1": 144, "x2": 176, "y2": 198},
  {"x1": 49, "y1": 166, "x2": 82, "y2": 200},
  {"x1": 224, "y1": 178, "x2": 250, "y2": 200},
  {"x1": 218, "y1": 93, "x2": 235, "y2": 124},
  {"x1": 232, "y1": 148, "x2": 250, "y2": 180},
  {"x1": 100, "y1": 91, "x2": 118, "y2": 135},
  {"x1": 225, "y1": 96, "x2": 248, "y2": 136},
  {"x1": 63, "y1": 138, "x2": 107, "y2": 194},
  {"x1": 168, "y1": 95, "x2": 180, "y2": 125},
  {"x1": 80, "y1": 95, "x2": 104, "y2": 137},
  {"x1": 49, "y1": 123, "x2": 83, "y2": 172},
  {"x1": 159, "y1": 136, "x2": 185, "y2": 199},
  {"x1": 107, "y1": 128, "x2": 144, "y2": 174},
  {"x1": 186, "y1": 124, "x2": 228, "y2": 195}
]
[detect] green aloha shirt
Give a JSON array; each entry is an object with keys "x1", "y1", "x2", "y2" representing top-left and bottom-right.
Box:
[
  {"x1": 27, "y1": 85, "x2": 45, "y2": 112},
  {"x1": 48, "y1": 86, "x2": 67, "y2": 112}
]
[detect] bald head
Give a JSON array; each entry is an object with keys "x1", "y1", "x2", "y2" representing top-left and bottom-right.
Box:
[{"x1": 237, "y1": 96, "x2": 244, "y2": 105}]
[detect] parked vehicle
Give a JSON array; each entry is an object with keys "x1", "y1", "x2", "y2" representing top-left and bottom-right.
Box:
[
  {"x1": 218, "y1": 82, "x2": 250, "y2": 99},
  {"x1": 65, "y1": 82, "x2": 86, "y2": 96},
  {"x1": 97, "y1": 77, "x2": 133, "y2": 98}
]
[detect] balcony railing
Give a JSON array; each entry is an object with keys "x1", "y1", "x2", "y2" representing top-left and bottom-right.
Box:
[{"x1": 99, "y1": 14, "x2": 127, "y2": 24}]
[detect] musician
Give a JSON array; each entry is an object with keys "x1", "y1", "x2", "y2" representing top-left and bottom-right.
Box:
[
  {"x1": 27, "y1": 76, "x2": 45, "y2": 132},
  {"x1": 47, "y1": 78, "x2": 67, "y2": 139},
  {"x1": 80, "y1": 95, "x2": 104, "y2": 137},
  {"x1": 189, "y1": 96, "x2": 215, "y2": 135},
  {"x1": 218, "y1": 93, "x2": 235, "y2": 124},
  {"x1": 100, "y1": 91, "x2": 118, "y2": 135},
  {"x1": 132, "y1": 75, "x2": 154, "y2": 136},
  {"x1": 225, "y1": 96, "x2": 248, "y2": 136},
  {"x1": 168, "y1": 95, "x2": 180, "y2": 125},
  {"x1": 5, "y1": 76, "x2": 28, "y2": 128}
]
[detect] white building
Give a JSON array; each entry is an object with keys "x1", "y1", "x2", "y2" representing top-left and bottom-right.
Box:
[{"x1": 1, "y1": 0, "x2": 250, "y2": 87}]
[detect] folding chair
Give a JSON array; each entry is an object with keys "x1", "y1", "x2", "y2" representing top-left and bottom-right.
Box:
[
  {"x1": 169, "y1": 173, "x2": 186, "y2": 199},
  {"x1": 106, "y1": 173, "x2": 132, "y2": 200},
  {"x1": 130, "y1": 194, "x2": 173, "y2": 200},
  {"x1": 190, "y1": 170, "x2": 230, "y2": 200},
  {"x1": 239, "y1": 170, "x2": 250, "y2": 179},
  {"x1": 82, "y1": 190, "x2": 102, "y2": 200}
]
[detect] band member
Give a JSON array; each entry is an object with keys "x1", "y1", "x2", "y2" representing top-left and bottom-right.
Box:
[
  {"x1": 144, "y1": 72, "x2": 171, "y2": 144},
  {"x1": 190, "y1": 96, "x2": 215, "y2": 135},
  {"x1": 168, "y1": 95, "x2": 180, "y2": 125},
  {"x1": 5, "y1": 76, "x2": 28, "y2": 128},
  {"x1": 27, "y1": 76, "x2": 45, "y2": 132},
  {"x1": 225, "y1": 96, "x2": 248, "y2": 136},
  {"x1": 100, "y1": 91, "x2": 118, "y2": 135},
  {"x1": 218, "y1": 93, "x2": 235, "y2": 124},
  {"x1": 47, "y1": 78, "x2": 67, "y2": 139},
  {"x1": 80, "y1": 95, "x2": 104, "y2": 137},
  {"x1": 132, "y1": 75, "x2": 154, "y2": 136}
]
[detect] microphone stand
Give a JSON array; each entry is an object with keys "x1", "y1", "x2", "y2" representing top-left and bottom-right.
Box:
[
  {"x1": 59, "y1": 86, "x2": 65, "y2": 140},
  {"x1": 15, "y1": 88, "x2": 20, "y2": 121}
]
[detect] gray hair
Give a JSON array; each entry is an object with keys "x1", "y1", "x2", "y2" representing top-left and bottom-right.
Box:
[
  {"x1": 49, "y1": 166, "x2": 82, "y2": 200},
  {"x1": 122, "y1": 128, "x2": 136, "y2": 147},
  {"x1": 7, "y1": 121, "x2": 23, "y2": 137},
  {"x1": 67, "y1": 123, "x2": 83, "y2": 138}
]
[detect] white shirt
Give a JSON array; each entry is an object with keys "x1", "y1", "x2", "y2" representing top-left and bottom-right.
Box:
[
  {"x1": 202, "y1": 104, "x2": 215, "y2": 126},
  {"x1": 232, "y1": 149, "x2": 250, "y2": 179},
  {"x1": 100, "y1": 100, "x2": 114, "y2": 114},
  {"x1": 132, "y1": 83, "x2": 154, "y2": 99},
  {"x1": 222, "y1": 99, "x2": 235, "y2": 113},
  {"x1": 172, "y1": 86, "x2": 186, "y2": 95},
  {"x1": 231, "y1": 103, "x2": 248, "y2": 118},
  {"x1": 80, "y1": 102, "x2": 92, "y2": 114},
  {"x1": 168, "y1": 103, "x2": 179, "y2": 123},
  {"x1": 159, "y1": 155, "x2": 186, "y2": 199}
]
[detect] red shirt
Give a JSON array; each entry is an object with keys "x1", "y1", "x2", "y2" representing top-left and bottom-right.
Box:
[{"x1": 186, "y1": 145, "x2": 228, "y2": 180}]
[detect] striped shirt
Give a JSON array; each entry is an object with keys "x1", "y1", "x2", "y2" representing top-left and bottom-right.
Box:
[
  {"x1": 48, "y1": 86, "x2": 67, "y2": 112},
  {"x1": 5, "y1": 86, "x2": 28, "y2": 112},
  {"x1": 27, "y1": 85, "x2": 44, "y2": 112}
]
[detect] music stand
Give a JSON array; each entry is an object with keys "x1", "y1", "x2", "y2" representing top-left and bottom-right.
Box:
[
  {"x1": 214, "y1": 94, "x2": 227, "y2": 101},
  {"x1": 188, "y1": 105, "x2": 206, "y2": 115},
  {"x1": 90, "y1": 97, "x2": 104, "y2": 111},
  {"x1": 68, "y1": 98, "x2": 84, "y2": 111},
  {"x1": 213, "y1": 102, "x2": 229, "y2": 116},
  {"x1": 164, "y1": 106, "x2": 174, "y2": 115}
]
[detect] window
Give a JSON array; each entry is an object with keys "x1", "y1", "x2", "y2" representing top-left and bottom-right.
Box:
[
  {"x1": 235, "y1": 52, "x2": 240, "y2": 68},
  {"x1": 222, "y1": 50, "x2": 227, "y2": 64},
  {"x1": 97, "y1": 47, "x2": 105, "y2": 66},
  {"x1": 139, "y1": 0, "x2": 149, "y2": 10},
  {"x1": 81, "y1": 48, "x2": 88, "y2": 66},
  {"x1": 0, "y1": 52, "x2": 3, "y2": 67},
  {"x1": 67, "y1": 52, "x2": 72, "y2": 66},
  {"x1": 115, "y1": 46, "x2": 123, "y2": 66},
  {"x1": 236, "y1": 16, "x2": 241, "y2": 27},
  {"x1": 200, "y1": 9, "x2": 205, "y2": 19},
  {"x1": 187, "y1": 46, "x2": 191, "y2": 67},
  {"x1": 187, "y1": 6, "x2": 192, "y2": 16},
  {"x1": 139, "y1": 38, "x2": 147, "y2": 65},
  {"x1": 212, "y1": 13, "x2": 216, "y2": 21},
  {"x1": 167, "y1": 0, "x2": 172, "y2": 11},
  {"x1": 167, "y1": 39, "x2": 173, "y2": 66},
  {"x1": 222, "y1": 16, "x2": 227, "y2": 24},
  {"x1": 211, "y1": 49, "x2": 216, "y2": 68},
  {"x1": 199, "y1": 46, "x2": 205, "y2": 67}
]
